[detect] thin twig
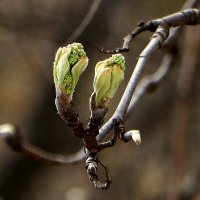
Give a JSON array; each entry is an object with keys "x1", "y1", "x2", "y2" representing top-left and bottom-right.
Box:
[
  {"x1": 64, "y1": 0, "x2": 102, "y2": 44},
  {"x1": 98, "y1": 5, "x2": 200, "y2": 54},
  {"x1": 21, "y1": 143, "x2": 84, "y2": 165},
  {"x1": 0, "y1": 124, "x2": 84, "y2": 165}
]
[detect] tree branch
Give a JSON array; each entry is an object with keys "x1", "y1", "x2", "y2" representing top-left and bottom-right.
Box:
[
  {"x1": 0, "y1": 124, "x2": 84, "y2": 165},
  {"x1": 98, "y1": 7, "x2": 200, "y2": 54},
  {"x1": 126, "y1": 0, "x2": 200, "y2": 118},
  {"x1": 97, "y1": 24, "x2": 169, "y2": 140},
  {"x1": 97, "y1": 0, "x2": 199, "y2": 141}
]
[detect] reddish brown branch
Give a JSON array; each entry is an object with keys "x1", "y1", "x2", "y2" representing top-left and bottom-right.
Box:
[{"x1": 55, "y1": 92, "x2": 85, "y2": 138}]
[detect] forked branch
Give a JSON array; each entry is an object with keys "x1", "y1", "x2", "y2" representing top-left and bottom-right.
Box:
[
  {"x1": 98, "y1": 8, "x2": 200, "y2": 54},
  {"x1": 97, "y1": 7, "x2": 200, "y2": 140}
]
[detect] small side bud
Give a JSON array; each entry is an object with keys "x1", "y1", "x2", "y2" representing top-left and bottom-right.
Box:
[
  {"x1": 93, "y1": 54, "x2": 125, "y2": 108},
  {"x1": 0, "y1": 124, "x2": 16, "y2": 136},
  {"x1": 0, "y1": 124, "x2": 22, "y2": 150},
  {"x1": 131, "y1": 130, "x2": 141, "y2": 145},
  {"x1": 124, "y1": 130, "x2": 141, "y2": 145},
  {"x1": 53, "y1": 43, "x2": 88, "y2": 103}
]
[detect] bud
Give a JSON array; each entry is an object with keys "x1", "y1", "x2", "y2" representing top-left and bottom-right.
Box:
[
  {"x1": 0, "y1": 124, "x2": 22, "y2": 150},
  {"x1": 53, "y1": 43, "x2": 88, "y2": 102},
  {"x1": 124, "y1": 130, "x2": 141, "y2": 145},
  {"x1": 93, "y1": 54, "x2": 125, "y2": 107},
  {"x1": 0, "y1": 124, "x2": 16, "y2": 136}
]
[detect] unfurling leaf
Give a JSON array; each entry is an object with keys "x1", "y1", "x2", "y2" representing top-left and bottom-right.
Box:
[
  {"x1": 93, "y1": 54, "x2": 125, "y2": 108},
  {"x1": 53, "y1": 43, "x2": 88, "y2": 103}
]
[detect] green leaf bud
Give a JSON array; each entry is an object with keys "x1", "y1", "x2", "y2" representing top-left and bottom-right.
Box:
[
  {"x1": 53, "y1": 43, "x2": 88, "y2": 102},
  {"x1": 93, "y1": 54, "x2": 125, "y2": 107}
]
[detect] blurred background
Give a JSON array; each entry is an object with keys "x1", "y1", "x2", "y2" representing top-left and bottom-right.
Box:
[{"x1": 0, "y1": 0, "x2": 200, "y2": 199}]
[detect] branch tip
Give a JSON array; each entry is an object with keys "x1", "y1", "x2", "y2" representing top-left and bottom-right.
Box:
[
  {"x1": 96, "y1": 46, "x2": 129, "y2": 54},
  {"x1": 0, "y1": 124, "x2": 22, "y2": 150}
]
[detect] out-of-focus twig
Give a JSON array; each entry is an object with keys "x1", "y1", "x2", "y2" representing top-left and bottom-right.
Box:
[
  {"x1": 126, "y1": 53, "x2": 175, "y2": 118},
  {"x1": 167, "y1": 26, "x2": 200, "y2": 200},
  {"x1": 64, "y1": 0, "x2": 102, "y2": 44},
  {"x1": 178, "y1": 169, "x2": 200, "y2": 200},
  {"x1": 0, "y1": 124, "x2": 84, "y2": 165}
]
